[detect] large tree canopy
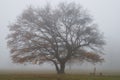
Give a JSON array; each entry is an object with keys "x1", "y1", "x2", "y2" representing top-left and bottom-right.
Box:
[{"x1": 7, "y1": 2, "x2": 105, "y2": 74}]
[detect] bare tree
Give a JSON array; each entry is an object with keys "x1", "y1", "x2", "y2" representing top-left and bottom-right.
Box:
[{"x1": 7, "y1": 2, "x2": 105, "y2": 74}]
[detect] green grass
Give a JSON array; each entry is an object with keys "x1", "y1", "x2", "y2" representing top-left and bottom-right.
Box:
[{"x1": 0, "y1": 74, "x2": 120, "y2": 80}]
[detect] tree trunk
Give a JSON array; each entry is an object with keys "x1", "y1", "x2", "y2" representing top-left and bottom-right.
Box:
[
  {"x1": 57, "y1": 62, "x2": 65, "y2": 74},
  {"x1": 52, "y1": 59, "x2": 66, "y2": 74}
]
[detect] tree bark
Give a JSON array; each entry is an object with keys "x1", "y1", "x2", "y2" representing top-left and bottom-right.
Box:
[
  {"x1": 57, "y1": 62, "x2": 65, "y2": 74},
  {"x1": 51, "y1": 59, "x2": 66, "y2": 74}
]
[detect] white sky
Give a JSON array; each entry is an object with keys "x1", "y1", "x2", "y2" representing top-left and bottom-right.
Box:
[{"x1": 0, "y1": 0, "x2": 120, "y2": 73}]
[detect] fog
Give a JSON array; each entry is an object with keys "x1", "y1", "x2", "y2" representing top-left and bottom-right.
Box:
[{"x1": 0, "y1": 0, "x2": 120, "y2": 73}]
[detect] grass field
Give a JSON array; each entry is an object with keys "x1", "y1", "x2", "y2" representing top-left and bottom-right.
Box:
[{"x1": 0, "y1": 74, "x2": 120, "y2": 80}]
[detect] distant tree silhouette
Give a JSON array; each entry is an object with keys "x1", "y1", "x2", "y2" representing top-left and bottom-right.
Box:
[{"x1": 7, "y1": 2, "x2": 105, "y2": 74}]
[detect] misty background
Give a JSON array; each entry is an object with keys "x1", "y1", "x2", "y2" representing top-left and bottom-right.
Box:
[{"x1": 0, "y1": 0, "x2": 120, "y2": 74}]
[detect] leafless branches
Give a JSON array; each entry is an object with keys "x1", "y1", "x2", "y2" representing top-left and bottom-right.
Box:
[{"x1": 7, "y1": 2, "x2": 105, "y2": 74}]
